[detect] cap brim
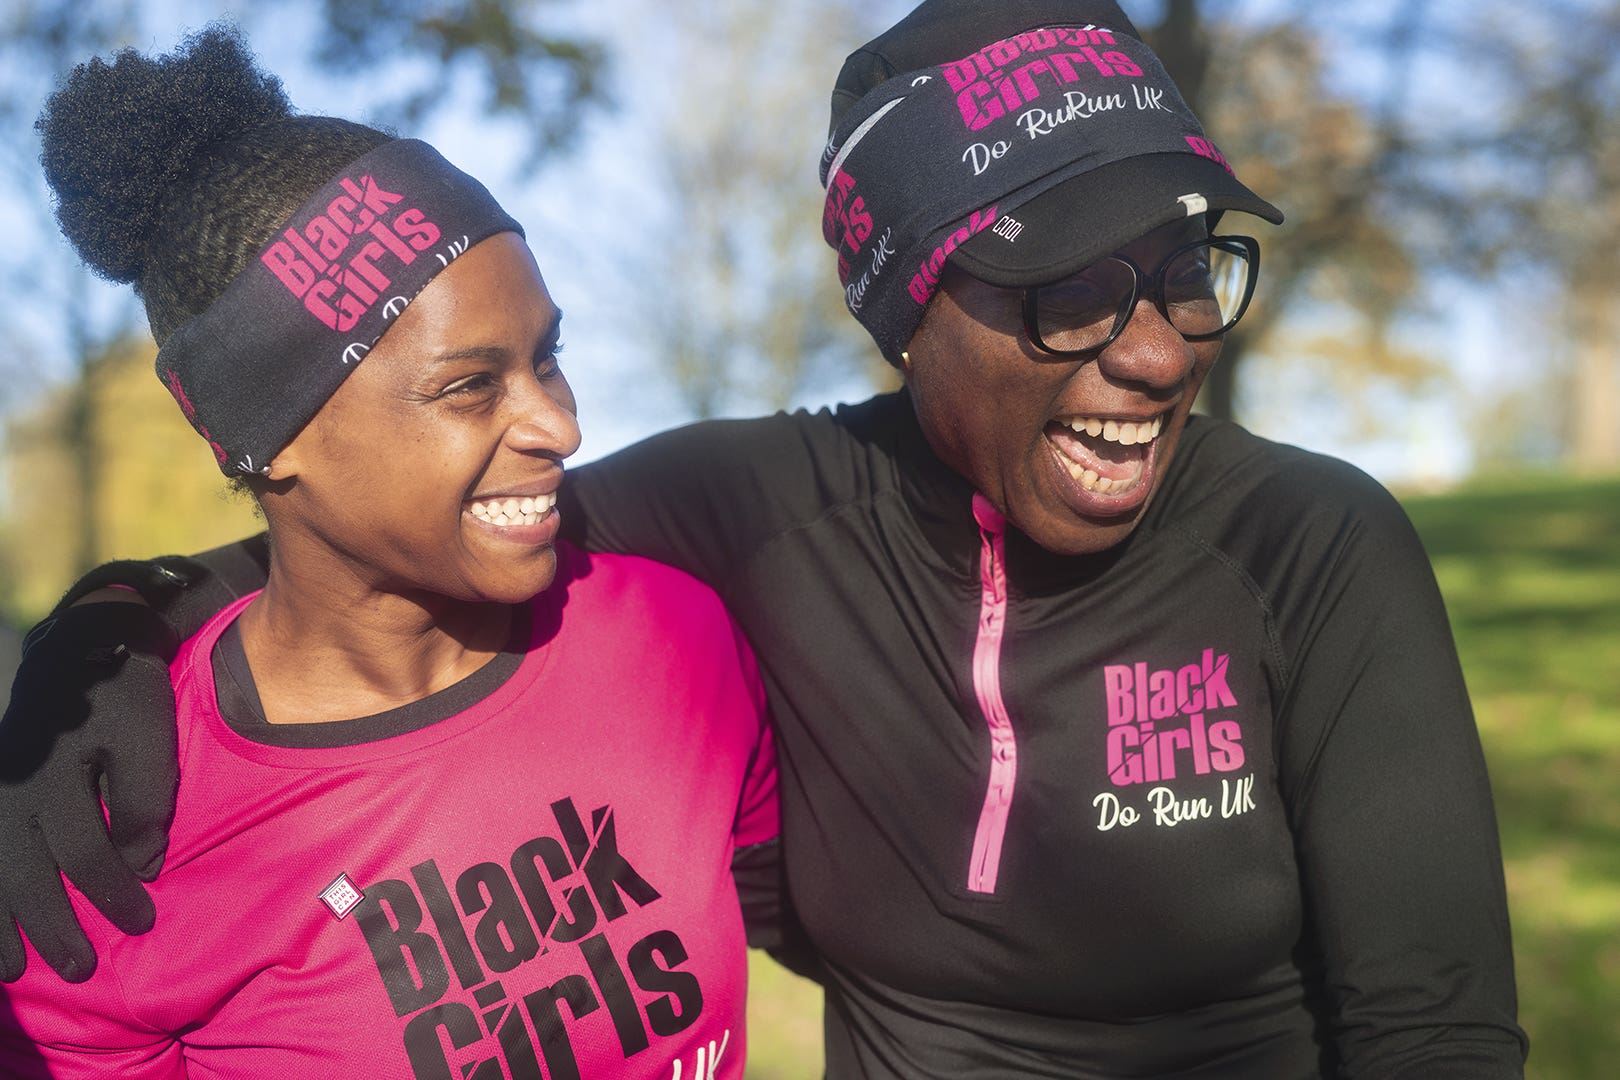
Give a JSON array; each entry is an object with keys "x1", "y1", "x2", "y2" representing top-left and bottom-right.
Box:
[{"x1": 950, "y1": 152, "x2": 1284, "y2": 288}]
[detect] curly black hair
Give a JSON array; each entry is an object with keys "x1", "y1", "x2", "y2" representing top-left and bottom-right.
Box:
[{"x1": 37, "y1": 24, "x2": 394, "y2": 343}]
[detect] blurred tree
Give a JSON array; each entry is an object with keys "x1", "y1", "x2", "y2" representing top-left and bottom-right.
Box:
[
  {"x1": 1146, "y1": 0, "x2": 1620, "y2": 471},
  {"x1": 1489, "y1": 1, "x2": 1620, "y2": 472},
  {"x1": 1143, "y1": 1, "x2": 1435, "y2": 423},
  {"x1": 311, "y1": 0, "x2": 604, "y2": 160},
  {"x1": 0, "y1": 1, "x2": 144, "y2": 588},
  {"x1": 603, "y1": 0, "x2": 906, "y2": 420},
  {"x1": 0, "y1": 336, "x2": 264, "y2": 620}
]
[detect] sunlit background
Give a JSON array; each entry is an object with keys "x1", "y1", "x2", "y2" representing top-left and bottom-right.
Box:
[{"x1": 0, "y1": 1, "x2": 1616, "y2": 1076}]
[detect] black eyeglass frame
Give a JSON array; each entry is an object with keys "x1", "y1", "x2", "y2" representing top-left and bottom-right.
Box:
[{"x1": 1020, "y1": 234, "x2": 1262, "y2": 357}]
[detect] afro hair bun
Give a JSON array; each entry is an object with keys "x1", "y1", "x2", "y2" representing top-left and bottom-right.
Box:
[{"x1": 37, "y1": 24, "x2": 291, "y2": 284}]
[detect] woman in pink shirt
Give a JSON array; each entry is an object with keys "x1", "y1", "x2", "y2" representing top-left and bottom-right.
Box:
[{"x1": 0, "y1": 27, "x2": 777, "y2": 1080}]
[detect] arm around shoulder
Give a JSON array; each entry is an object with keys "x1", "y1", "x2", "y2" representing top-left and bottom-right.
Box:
[
  {"x1": 0, "y1": 534, "x2": 265, "y2": 984},
  {"x1": 560, "y1": 411, "x2": 839, "y2": 588}
]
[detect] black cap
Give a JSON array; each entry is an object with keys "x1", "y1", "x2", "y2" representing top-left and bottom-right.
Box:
[{"x1": 821, "y1": 1, "x2": 1281, "y2": 360}]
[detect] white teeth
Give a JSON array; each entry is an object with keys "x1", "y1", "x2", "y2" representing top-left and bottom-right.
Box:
[
  {"x1": 1057, "y1": 457, "x2": 1143, "y2": 496},
  {"x1": 1063, "y1": 415, "x2": 1164, "y2": 445},
  {"x1": 466, "y1": 492, "x2": 558, "y2": 527},
  {"x1": 1058, "y1": 456, "x2": 1106, "y2": 492},
  {"x1": 1053, "y1": 417, "x2": 1164, "y2": 496}
]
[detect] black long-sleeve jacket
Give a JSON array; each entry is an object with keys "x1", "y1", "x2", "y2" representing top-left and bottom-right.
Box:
[{"x1": 559, "y1": 390, "x2": 1525, "y2": 1079}]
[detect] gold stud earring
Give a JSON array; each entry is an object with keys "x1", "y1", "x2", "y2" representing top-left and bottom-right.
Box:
[{"x1": 900, "y1": 350, "x2": 911, "y2": 368}]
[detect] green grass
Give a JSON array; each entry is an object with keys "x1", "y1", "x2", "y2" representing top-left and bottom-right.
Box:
[
  {"x1": 1404, "y1": 474, "x2": 1620, "y2": 1079},
  {"x1": 744, "y1": 954, "x2": 824, "y2": 1078},
  {"x1": 745, "y1": 474, "x2": 1620, "y2": 1077}
]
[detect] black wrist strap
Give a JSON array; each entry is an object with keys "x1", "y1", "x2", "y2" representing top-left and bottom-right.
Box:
[
  {"x1": 52, "y1": 557, "x2": 206, "y2": 617},
  {"x1": 51, "y1": 535, "x2": 271, "y2": 642},
  {"x1": 25, "y1": 601, "x2": 183, "y2": 666}
]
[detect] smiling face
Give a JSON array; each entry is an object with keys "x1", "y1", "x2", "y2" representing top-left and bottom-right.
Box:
[
  {"x1": 262, "y1": 231, "x2": 581, "y2": 604},
  {"x1": 903, "y1": 219, "x2": 1221, "y2": 556}
]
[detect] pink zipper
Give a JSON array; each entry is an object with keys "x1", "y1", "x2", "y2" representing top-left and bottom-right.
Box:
[{"x1": 967, "y1": 493, "x2": 1017, "y2": 894}]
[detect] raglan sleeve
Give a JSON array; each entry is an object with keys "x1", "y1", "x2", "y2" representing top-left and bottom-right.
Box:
[{"x1": 1272, "y1": 467, "x2": 1527, "y2": 1078}]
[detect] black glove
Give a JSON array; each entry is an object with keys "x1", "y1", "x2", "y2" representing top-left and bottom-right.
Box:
[{"x1": 0, "y1": 602, "x2": 181, "y2": 983}]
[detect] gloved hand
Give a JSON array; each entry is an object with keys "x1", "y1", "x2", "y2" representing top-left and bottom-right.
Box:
[{"x1": 0, "y1": 602, "x2": 181, "y2": 983}]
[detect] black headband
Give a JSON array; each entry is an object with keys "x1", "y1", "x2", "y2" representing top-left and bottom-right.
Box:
[{"x1": 155, "y1": 139, "x2": 523, "y2": 475}]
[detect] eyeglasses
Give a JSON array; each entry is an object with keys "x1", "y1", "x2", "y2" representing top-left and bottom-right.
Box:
[{"x1": 1021, "y1": 235, "x2": 1261, "y2": 356}]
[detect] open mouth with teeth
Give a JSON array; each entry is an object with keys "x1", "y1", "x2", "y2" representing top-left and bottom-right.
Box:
[
  {"x1": 466, "y1": 492, "x2": 558, "y2": 527},
  {"x1": 1045, "y1": 414, "x2": 1165, "y2": 498}
]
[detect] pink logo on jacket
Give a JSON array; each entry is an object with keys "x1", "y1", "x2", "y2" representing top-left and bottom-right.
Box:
[{"x1": 1103, "y1": 648, "x2": 1245, "y2": 786}]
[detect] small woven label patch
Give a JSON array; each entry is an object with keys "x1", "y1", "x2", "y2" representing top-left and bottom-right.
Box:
[{"x1": 318, "y1": 873, "x2": 364, "y2": 920}]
